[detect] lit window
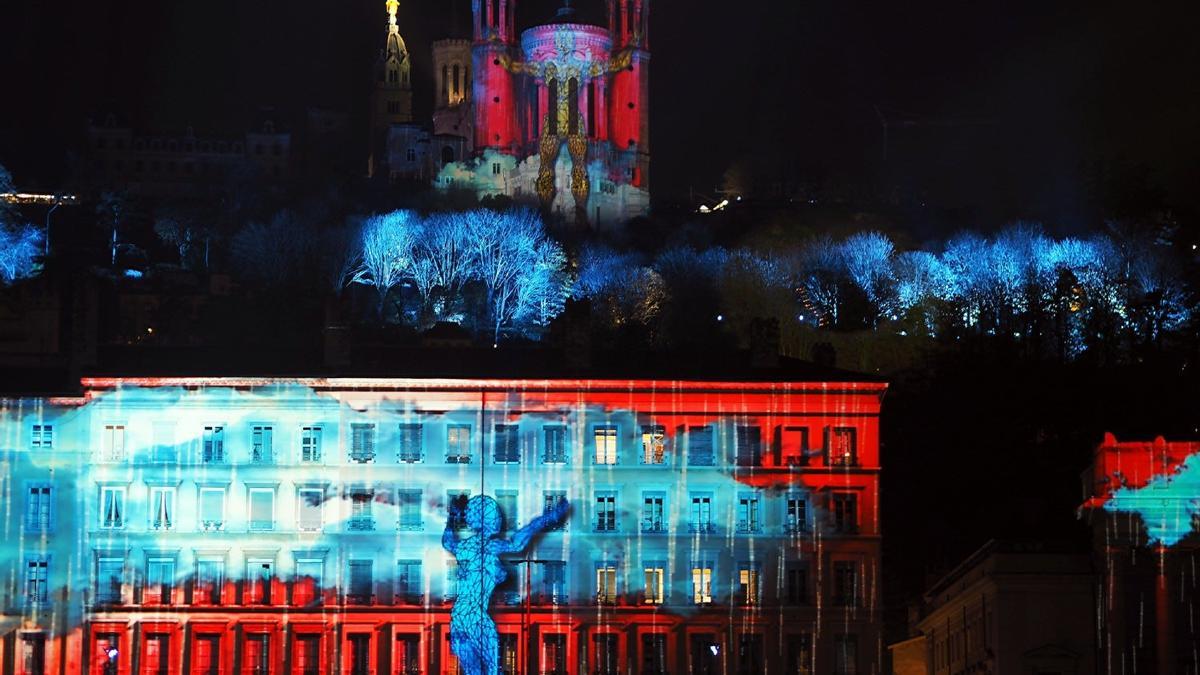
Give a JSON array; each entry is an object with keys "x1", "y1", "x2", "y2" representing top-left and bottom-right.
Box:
[
  {"x1": 26, "y1": 485, "x2": 52, "y2": 531},
  {"x1": 736, "y1": 493, "x2": 762, "y2": 533},
  {"x1": 643, "y1": 561, "x2": 665, "y2": 604},
  {"x1": 689, "y1": 493, "x2": 714, "y2": 533},
  {"x1": 493, "y1": 424, "x2": 520, "y2": 463},
  {"x1": 543, "y1": 425, "x2": 567, "y2": 463},
  {"x1": 31, "y1": 424, "x2": 53, "y2": 450},
  {"x1": 595, "y1": 562, "x2": 618, "y2": 605},
  {"x1": 827, "y1": 427, "x2": 857, "y2": 466},
  {"x1": 398, "y1": 489, "x2": 423, "y2": 530},
  {"x1": 641, "y1": 425, "x2": 666, "y2": 464},
  {"x1": 148, "y1": 486, "x2": 175, "y2": 530},
  {"x1": 738, "y1": 563, "x2": 761, "y2": 605},
  {"x1": 692, "y1": 563, "x2": 713, "y2": 604},
  {"x1": 202, "y1": 426, "x2": 224, "y2": 463},
  {"x1": 25, "y1": 557, "x2": 49, "y2": 605},
  {"x1": 594, "y1": 492, "x2": 617, "y2": 532},
  {"x1": 300, "y1": 426, "x2": 322, "y2": 463},
  {"x1": 398, "y1": 424, "x2": 423, "y2": 463},
  {"x1": 350, "y1": 423, "x2": 376, "y2": 463},
  {"x1": 248, "y1": 488, "x2": 275, "y2": 532},
  {"x1": 251, "y1": 426, "x2": 274, "y2": 464},
  {"x1": 593, "y1": 424, "x2": 618, "y2": 465},
  {"x1": 145, "y1": 557, "x2": 175, "y2": 605},
  {"x1": 446, "y1": 425, "x2": 472, "y2": 463},
  {"x1": 298, "y1": 488, "x2": 323, "y2": 531},
  {"x1": 99, "y1": 486, "x2": 125, "y2": 529},
  {"x1": 199, "y1": 487, "x2": 225, "y2": 531},
  {"x1": 641, "y1": 492, "x2": 665, "y2": 532},
  {"x1": 102, "y1": 424, "x2": 126, "y2": 462}
]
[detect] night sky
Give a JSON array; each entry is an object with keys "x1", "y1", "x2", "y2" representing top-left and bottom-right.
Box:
[{"x1": 2, "y1": 0, "x2": 1197, "y2": 226}]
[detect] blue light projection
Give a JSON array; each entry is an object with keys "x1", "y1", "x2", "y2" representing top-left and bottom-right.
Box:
[
  {"x1": 1104, "y1": 454, "x2": 1200, "y2": 547},
  {"x1": 443, "y1": 495, "x2": 570, "y2": 675}
]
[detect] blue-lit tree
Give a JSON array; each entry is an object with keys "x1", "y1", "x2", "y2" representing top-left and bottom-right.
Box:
[
  {"x1": 576, "y1": 245, "x2": 665, "y2": 329},
  {"x1": 353, "y1": 210, "x2": 420, "y2": 317},
  {"x1": 796, "y1": 236, "x2": 844, "y2": 327},
  {"x1": 840, "y1": 231, "x2": 897, "y2": 327},
  {"x1": 0, "y1": 221, "x2": 42, "y2": 285},
  {"x1": 443, "y1": 496, "x2": 570, "y2": 675}
]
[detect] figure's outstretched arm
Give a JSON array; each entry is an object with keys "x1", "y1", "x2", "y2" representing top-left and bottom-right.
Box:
[{"x1": 500, "y1": 498, "x2": 569, "y2": 553}]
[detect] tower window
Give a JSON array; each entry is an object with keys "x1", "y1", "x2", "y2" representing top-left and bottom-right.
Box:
[
  {"x1": 547, "y1": 79, "x2": 559, "y2": 136},
  {"x1": 493, "y1": 96, "x2": 501, "y2": 104},
  {"x1": 453, "y1": 64, "x2": 461, "y2": 96},
  {"x1": 568, "y1": 78, "x2": 580, "y2": 136}
]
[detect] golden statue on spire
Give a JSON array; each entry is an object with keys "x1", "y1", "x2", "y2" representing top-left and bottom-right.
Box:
[{"x1": 386, "y1": 0, "x2": 399, "y2": 30}]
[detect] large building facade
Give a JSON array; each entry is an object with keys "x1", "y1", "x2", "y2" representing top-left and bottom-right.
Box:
[{"x1": 0, "y1": 376, "x2": 884, "y2": 675}]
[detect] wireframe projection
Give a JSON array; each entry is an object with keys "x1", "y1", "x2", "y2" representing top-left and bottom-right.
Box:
[{"x1": 443, "y1": 495, "x2": 570, "y2": 675}]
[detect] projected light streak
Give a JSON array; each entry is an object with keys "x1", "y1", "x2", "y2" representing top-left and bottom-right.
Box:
[{"x1": 0, "y1": 377, "x2": 883, "y2": 674}]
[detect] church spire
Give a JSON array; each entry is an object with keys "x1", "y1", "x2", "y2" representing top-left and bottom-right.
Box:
[{"x1": 386, "y1": 0, "x2": 400, "y2": 33}]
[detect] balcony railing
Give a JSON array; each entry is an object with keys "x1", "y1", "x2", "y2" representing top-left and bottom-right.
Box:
[
  {"x1": 445, "y1": 453, "x2": 471, "y2": 464},
  {"x1": 642, "y1": 522, "x2": 666, "y2": 533},
  {"x1": 249, "y1": 520, "x2": 274, "y2": 532},
  {"x1": 347, "y1": 518, "x2": 375, "y2": 532},
  {"x1": 345, "y1": 593, "x2": 374, "y2": 606},
  {"x1": 201, "y1": 520, "x2": 224, "y2": 531},
  {"x1": 688, "y1": 523, "x2": 717, "y2": 534}
]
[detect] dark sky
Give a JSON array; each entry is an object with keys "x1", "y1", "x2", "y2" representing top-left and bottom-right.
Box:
[{"x1": 2, "y1": 0, "x2": 1197, "y2": 225}]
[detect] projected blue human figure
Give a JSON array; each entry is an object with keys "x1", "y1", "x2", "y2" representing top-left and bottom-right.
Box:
[{"x1": 443, "y1": 494, "x2": 570, "y2": 675}]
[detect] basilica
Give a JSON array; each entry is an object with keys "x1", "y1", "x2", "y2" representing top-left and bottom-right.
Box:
[{"x1": 370, "y1": 0, "x2": 651, "y2": 226}]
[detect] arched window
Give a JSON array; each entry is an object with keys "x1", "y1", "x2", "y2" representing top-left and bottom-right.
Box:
[
  {"x1": 442, "y1": 146, "x2": 455, "y2": 164},
  {"x1": 568, "y1": 78, "x2": 580, "y2": 136},
  {"x1": 587, "y1": 81, "x2": 597, "y2": 139},
  {"x1": 442, "y1": 65, "x2": 449, "y2": 103},
  {"x1": 453, "y1": 64, "x2": 461, "y2": 96},
  {"x1": 547, "y1": 79, "x2": 559, "y2": 136}
]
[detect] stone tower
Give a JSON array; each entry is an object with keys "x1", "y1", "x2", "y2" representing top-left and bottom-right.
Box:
[{"x1": 369, "y1": 0, "x2": 414, "y2": 178}]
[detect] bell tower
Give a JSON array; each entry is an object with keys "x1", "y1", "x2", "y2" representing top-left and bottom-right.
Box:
[
  {"x1": 472, "y1": 0, "x2": 519, "y2": 151},
  {"x1": 608, "y1": 0, "x2": 650, "y2": 188},
  {"x1": 369, "y1": 0, "x2": 414, "y2": 177}
]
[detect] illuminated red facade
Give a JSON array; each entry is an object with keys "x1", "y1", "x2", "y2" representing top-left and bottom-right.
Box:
[{"x1": 1, "y1": 376, "x2": 885, "y2": 674}]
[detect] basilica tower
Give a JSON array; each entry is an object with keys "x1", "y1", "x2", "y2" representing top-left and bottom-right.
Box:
[
  {"x1": 369, "y1": 0, "x2": 414, "y2": 178},
  {"x1": 472, "y1": 0, "x2": 519, "y2": 151},
  {"x1": 608, "y1": 0, "x2": 650, "y2": 188}
]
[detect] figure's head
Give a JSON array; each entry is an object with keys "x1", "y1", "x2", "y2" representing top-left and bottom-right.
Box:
[{"x1": 465, "y1": 495, "x2": 503, "y2": 536}]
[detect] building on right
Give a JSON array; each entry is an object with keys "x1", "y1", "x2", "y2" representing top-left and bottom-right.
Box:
[{"x1": 1080, "y1": 432, "x2": 1200, "y2": 675}]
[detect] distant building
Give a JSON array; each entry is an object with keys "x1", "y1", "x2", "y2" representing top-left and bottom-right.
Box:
[
  {"x1": 0, "y1": 374, "x2": 885, "y2": 675},
  {"x1": 1080, "y1": 433, "x2": 1200, "y2": 675},
  {"x1": 909, "y1": 539, "x2": 1094, "y2": 675},
  {"x1": 367, "y1": 0, "x2": 415, "y2": 179}
]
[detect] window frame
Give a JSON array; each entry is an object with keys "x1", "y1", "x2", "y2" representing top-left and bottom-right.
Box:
[
  {"x1": 247, "y1": 487, "x2": 276, "y2": 532},
  {"x1": 593, "y1": 424, "x2": 619, "y2": 465},
  {"x1": 148, "y1": 485, "x2": 176, "y2": 531},
  {"x1": 99, "y1": 485, "x2": 126, "y2": 529}
]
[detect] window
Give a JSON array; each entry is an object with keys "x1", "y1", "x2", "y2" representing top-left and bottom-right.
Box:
[
  {"x1": 540, "y1": 561, "x2": 566, "y2": 604},
  {"x1": 398, "y1": 424, "x2": 423, "y2": 463},
  {"x1": 100, "y1": 486, "x2": 125, "y2": 529},
  {"x1": 642, "y1": 492, "x2": 665, "y2": 532},
  {"x1": 145, "y1": 557, "x2": 175, "y2": 605},
  {"x1": 294, "y1": 559, "x2": 323, "y2": 605},
  {"x1": 350, "y1": 423, "x2": 376, "y2": 463},
  {"x1": 543, "y1": 491, "x2": 567, "y2": 531},
  {"x1": 349, "y1": 489, "x2": 374, "y2": 531},
  {"x1": 737, "y1": 634, "x2": 763, "y2": 675},
  {"x1": 26, "y1": 484, "x2": 52, "y2": 531},
  {"x1": 294, "y1": 636, "x2": 319, "y2": 675},
  {"x1": 786, "y1": 634, "x2": 814, "y2": 675},
  {"x1": 594, "y1": 424, "x2": 618, "y2": 464},
  {"x1": 96, "y1": 557, "x2": 123, "y2": 604},
  {"x1": 833, "y1": 561, "x2": 859, "y2": 606},
  {"x1": 25, "y1": 556, "x2": 49, "y2": 605},
  {"x1": 595, "y1": 491, "x2": 617, "y2": 531},
  {"x1": 827, "y1": 427, "x2": 858, "y2": 466},
  {"x1": 643, "y1": 561, "x2": 665, "y2": 604},
  {"x1": 542, "y1": 634, "x2": 567, "y2": 675},
  {"x1": 736, "y1": 493, "x2": 762, "y2": 533},
  {"x1": 31, "y1": 424, "x2": 53, "y2": 449},
  {"x1": 690, "y1": 634, "x2": 720, "y2": 675},
  {"x1": 250, "y1": 426, "x2": 273, "y2": 464},
  {"x1": 447, "y1": 490, "x2": 471, "y2": 529},
  {"x1": 834, "y1": 634, "x2": 858, "y2": 674},
  {"x1": 781, "y1": 426, "x2": 810, "y2": 465},
  {"x1": 297, "y1": 488, "x2": 323, "y2": 531},
  {"x1": 593, "y1": 635, "x2": 618, "y2": 675},
  {"x1": 102, "y1": 424, "x2": 126, "y2": 461},
  {"x1": 642, "y1": 634, "x2": 667, "y2": 675},
  {"x1": 248, "y1": 488, "x2": 275, "y2": 531},
  {"x1": 738, "y1": 563, "x2": 761, "y2": 605},
  {"x1": 301, "y1": 426, "x2": 322, "y2": 463},
  {"x1": 832, "y1": 492, "x2": 859, "y2": 533},
  {"x1": 495, "y1": 490, "x2": 517, "y2": 532},
  {"x1": 543, "y1": 425, "x2": 567, "y2": 463},
  {"x1": 688, "y1": 426, "x2": 714, "y2": 466},
  {"x1": 202, "y1": 426, "x2": 224, "y2": 463},
  {"x1": 595, "y1": 562, "x2": 617, "y2": 604},
  {"x1": 446, "y1": 424, "x2": 472, "y2": 463},
  {"x1": 641, "y1": 425, "x2": 666, "y2": 464},
  {"x1": 396, "y1": 634, "x2": 420, "y2": 675},
  {"x1": 21, "y1": 635, "x2": 45, "y2": 675},
  {"x1": 388, "y1": 101, "x2": 400, "y2": 114},
  {"x1": 246, "y1": 560, "x2": 273, "y2": 605},
  {"x1": 692, "y1": 562, "x2": 714, "y2": 604},
  {"x1": 785, "y1": 564, "x2": 810, "y2": 604},
  {"x1": 348, "y1": 560, "x2": 373, "y2": 604},
  {"x1": 689, "y1": 493, "x2": 714, "y2": 533},
  {"x1": 491, "y1": 162, "x2": 501, "y2": 175},
  {"x1": 735, "y1": 426, "x2": 762, "y2": 466},
  {"x1": 149, "y1": 486, "x2": 175, "y2": 530},
  {"x1": 243, "y1": 634, "x2": 270, "y2": 675},
  {"x1": 493, "y1": 424, "x2": 520, "y2": 463},
  {"x1": 195, "y1": 559, "x2": 224, "y2": 604},
  {"x1": 199, "y1": 487, "x2": 226, "y2": 530},
  {"x1": 785, "y1": 493, "x2": 808, "y2": 533},
  {"x1": 398, "y1": 489, "x2": 422, "y2": 530},
  {"x1": 396, "y1": 560, "x2": 422, "y2": 602}
]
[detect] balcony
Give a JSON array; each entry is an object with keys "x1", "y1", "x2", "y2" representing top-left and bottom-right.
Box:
[
  {"x1": 688, "y1": 523, "x2": 717, "y2": 534},
  {"x1": 641, "y1": 522, "x2": 666, "y2": 534},
  {"x1": 347, "y1": 518, "x2": 375, "y2": 532},
  {"x1": 249, "y1": 520, "x2": 274, "y2": 532},
  {"x1": 445, "y1": 454, "x2": 471, "y2": 464},
  {"x1": 349, "y1": 451, "x2": 375, "y2": 464},
  {"x1": 200, "y1": 520, "x2": 224, "y2": 532},
  {"x1": 250, "y1": 449, "x2": 273, "y2": 465}
]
